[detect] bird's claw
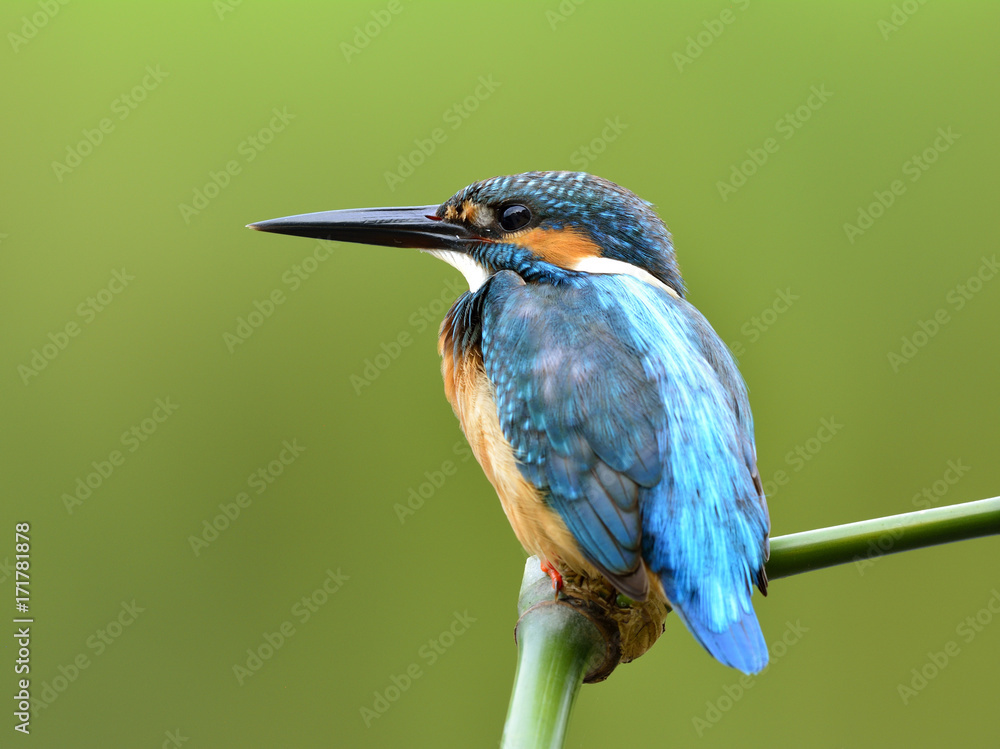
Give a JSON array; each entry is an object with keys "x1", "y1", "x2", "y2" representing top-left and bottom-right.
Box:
[{"x1": 540, "y1": 560, "x2": 564, "y2": 599}]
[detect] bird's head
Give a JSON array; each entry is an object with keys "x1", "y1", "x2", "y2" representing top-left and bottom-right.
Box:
[{"x1": 249, "y1": 171, "x2": 684, "y2": 297}]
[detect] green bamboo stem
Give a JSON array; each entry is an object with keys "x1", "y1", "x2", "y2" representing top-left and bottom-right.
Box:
[
  {"x1": 500, "y1": 558, "x2": 604, "y2": 749},
  {"x1": 501, "y1": 496, "x2": 1000, "y2": 747},
  {"x1": 766, "y1": 495, "x2": 1000, "y2": 580}
]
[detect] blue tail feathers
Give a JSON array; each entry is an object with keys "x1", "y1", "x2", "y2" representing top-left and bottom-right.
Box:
[{"x1": 672, "y1": 602, "x2": 768, "y2": 675}]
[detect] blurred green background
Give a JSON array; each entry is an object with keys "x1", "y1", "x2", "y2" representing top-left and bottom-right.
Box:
[{"x1": 3, "y1": 1, "x2": 999, "y2": 747}]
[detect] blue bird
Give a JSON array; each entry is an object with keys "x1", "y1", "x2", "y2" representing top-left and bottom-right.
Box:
[{"x1": 249, "y1": 171, "x2": 770, "y2": 674}]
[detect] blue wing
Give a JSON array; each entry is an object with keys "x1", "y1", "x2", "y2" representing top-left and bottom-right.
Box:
[{"x1": 480, "y1": 270, "x2": 770, "y2": 673}]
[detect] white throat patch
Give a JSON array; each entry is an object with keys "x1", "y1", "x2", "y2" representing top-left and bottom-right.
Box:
[
  {"x1": 424, "y1": 249, "x2": 678, "y2": 299},
  {"x1": 425, "y1": 249, "x2": 489, "y2": 293},
  {"x1": 572, "y1": 256, "x2": 679, "y2": 298}
]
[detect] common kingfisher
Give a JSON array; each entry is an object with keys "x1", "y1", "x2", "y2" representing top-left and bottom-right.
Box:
[{"x1": 249, "y1": 171, "x2": 770, "y2": 674}]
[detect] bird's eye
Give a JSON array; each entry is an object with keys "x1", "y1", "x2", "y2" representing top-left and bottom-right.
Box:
[{"x1": 498, "y1": 204, "x2": 531, "y2": 232}]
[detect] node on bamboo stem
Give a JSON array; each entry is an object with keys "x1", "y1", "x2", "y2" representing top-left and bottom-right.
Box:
[{"x1": 515, "y1": 557, "x2": 671, "y2": 683}]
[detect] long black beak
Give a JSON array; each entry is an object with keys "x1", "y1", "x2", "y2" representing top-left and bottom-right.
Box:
[{"x1": 247, "y1": 205, "x2": 473, "y2": 250}]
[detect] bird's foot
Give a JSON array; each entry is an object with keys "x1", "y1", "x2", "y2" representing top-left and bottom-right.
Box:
[{"x1": 539, "y1": 560, "x2": 564, "y2": 599}]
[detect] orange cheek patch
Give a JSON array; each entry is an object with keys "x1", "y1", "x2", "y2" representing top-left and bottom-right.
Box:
[
  {"x1": 510, "y1": 227, "x2": 601, "y2": 268},
  {"x1": 459, "y1": 200, "x2": 480, "y2": 223}
]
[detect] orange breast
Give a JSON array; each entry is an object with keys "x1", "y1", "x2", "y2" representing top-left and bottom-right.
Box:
[{"x1": 438, "y1": 328, "x2": 593, "y2": 575}]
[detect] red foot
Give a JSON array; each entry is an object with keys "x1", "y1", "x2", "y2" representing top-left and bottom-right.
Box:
[{"x1": 540, "y1": 560, "x2": 564, "y2": 597}]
